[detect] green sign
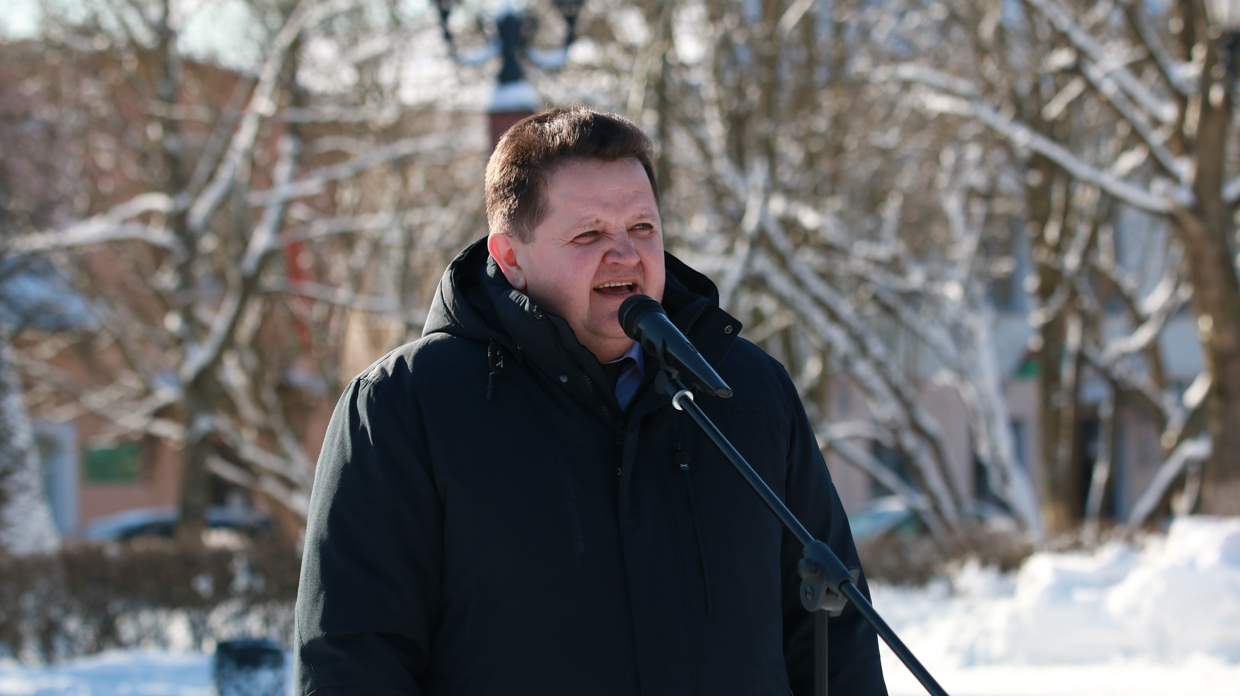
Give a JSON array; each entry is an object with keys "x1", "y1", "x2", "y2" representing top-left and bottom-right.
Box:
[{"x1": 84, "y1": 441, "x2": 142, "y2": 484}]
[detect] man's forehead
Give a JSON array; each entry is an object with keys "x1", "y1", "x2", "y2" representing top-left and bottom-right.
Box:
[{"x1": 547, "y1": 166, "x2": 657, "y2": 208}]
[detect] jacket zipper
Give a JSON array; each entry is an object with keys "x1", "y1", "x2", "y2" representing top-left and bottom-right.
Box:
[{"x1": 676, "y1": 439, "x2": 712, "y2": 616}]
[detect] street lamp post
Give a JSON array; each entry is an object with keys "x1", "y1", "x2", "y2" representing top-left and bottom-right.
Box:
[{"x1": 437, "y1": 0, "x2": 586, "y2": 149}]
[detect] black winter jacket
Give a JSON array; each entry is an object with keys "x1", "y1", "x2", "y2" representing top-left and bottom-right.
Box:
[{"x1": 295, "y1": 239, "x2": 887, "y2": 695}]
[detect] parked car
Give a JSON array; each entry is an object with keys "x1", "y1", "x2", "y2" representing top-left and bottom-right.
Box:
[
  {"x1": 847, "y1": 496, "x2": 927, "y2": 542},
  {"x1": 847, "y1": 495, "x2": 1016, "y2": 543},
  {"x1": 83, "y1": 505, "x2": 273, "y2": 543}
]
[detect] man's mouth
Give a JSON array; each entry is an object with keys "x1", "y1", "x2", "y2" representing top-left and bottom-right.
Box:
[{"x1": 594, "y1": 281, "x2": 636, "y2": 295}]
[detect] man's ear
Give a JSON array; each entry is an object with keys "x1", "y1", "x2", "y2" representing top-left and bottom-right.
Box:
[{"x1": 487, "y1": 233, "x2": 527, "y2": 291}]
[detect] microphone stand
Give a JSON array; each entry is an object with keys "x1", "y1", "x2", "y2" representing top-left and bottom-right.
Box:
[{"x1": 655, "y1": 372, "x2": 950, "y2": 696}]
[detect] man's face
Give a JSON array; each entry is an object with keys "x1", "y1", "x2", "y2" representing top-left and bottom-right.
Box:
[{"x1": 488, "y1": 158, "x2": 665, "y2": 362}]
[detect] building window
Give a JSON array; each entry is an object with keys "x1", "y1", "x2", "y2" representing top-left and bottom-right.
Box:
[
  {"x1": 869, "y1": 441, "x2": 913, "y2": 498},
  {"x1": 35, "y1": 421, "x2": 79, "y2": 534}
]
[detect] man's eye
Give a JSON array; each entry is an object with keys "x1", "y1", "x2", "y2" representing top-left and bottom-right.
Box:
[{"x1": 575, "y1": 230, "x2": 601, "y2": 241}]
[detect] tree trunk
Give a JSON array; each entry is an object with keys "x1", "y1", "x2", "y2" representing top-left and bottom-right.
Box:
[
  {"x1": 1174, "y1": 210, "x2": 1240, "y2": 514},
  {"x1": 1179, "y1": 34, "x2": 1240, "y2": 516},
  {"x1": 1026, "y1": 155, "x2": 1084, "y2": 533},
  {"x1": 0, "y1": 340, "x2": 59, "y2": 554},
  {"x1": 175, "y1": 386, "x2": 212, "y2": 545},
  {"x1": 1036, "y1": 311, "x2": 1085, "y2": 531}
]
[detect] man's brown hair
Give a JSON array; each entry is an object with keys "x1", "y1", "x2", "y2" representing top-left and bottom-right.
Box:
[{"x1": 485, "y1": 107, "x2": 660, "y2": 243}]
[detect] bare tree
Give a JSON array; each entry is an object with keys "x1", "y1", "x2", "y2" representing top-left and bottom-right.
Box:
[
  {"x1": 1, "y1": 0, "x2": 485, "y2": 541},
  {"x1": 884, "y1": 0, "x2": 1240, "y2": 525}
]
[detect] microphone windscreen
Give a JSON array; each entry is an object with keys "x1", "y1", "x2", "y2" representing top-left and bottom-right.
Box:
[{"x1": 618, "y1": 295, "x2": 662, "y2": 340}]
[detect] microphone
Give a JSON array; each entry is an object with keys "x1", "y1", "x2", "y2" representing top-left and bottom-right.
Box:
[{"x1": 618, "y1": 295, "x2": 733, "y2": 399}]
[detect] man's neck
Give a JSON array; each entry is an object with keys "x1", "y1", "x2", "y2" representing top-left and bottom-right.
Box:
[{"x1": 591, "y1": 339, "x2": 637, "y2": 363}]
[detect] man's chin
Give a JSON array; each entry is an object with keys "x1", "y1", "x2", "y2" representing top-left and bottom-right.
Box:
[{"x1": 578, "y1": 322, "x2": 633, "y2": 355}]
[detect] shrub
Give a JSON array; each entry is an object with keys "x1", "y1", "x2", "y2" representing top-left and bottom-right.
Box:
[
  {"x1": 857, "y1": 528, "x2": 1034, "y2": 586},
  {"x1": 0, "y1": 538, "x2": 300, "y2": 663}
]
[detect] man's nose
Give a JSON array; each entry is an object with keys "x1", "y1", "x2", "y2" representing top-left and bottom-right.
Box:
[{"x1": 605, "y1": 230, "x2": 640, "y2": 265}]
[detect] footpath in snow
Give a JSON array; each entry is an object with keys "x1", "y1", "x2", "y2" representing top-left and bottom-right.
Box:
[{"x1": 1, "y1": 516, "x2": 1238, "y2": 696}]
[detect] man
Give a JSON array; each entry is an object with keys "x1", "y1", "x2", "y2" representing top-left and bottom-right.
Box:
[{"x1": 295, "y1": 107, "x2": 887, "y2": 695}]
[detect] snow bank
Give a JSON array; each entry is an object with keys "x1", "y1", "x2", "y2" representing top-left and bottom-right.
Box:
[
  {"x1": 873, "y1": 516, "x2": 1240, "y2": 667},
  {"x1": 0, "y1": 649, "x2": 296, "y2": 696},
  {"x1": 873, "y1": 516, "x2": 1240, "y2": 694},
  {"x1": 0, "y1": 651, "x2": 213, "y2": 696}
]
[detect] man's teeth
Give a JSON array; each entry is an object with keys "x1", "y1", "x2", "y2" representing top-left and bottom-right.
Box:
[{"x1": 595, "y1": 282, "x2": 632, "y2": 290}]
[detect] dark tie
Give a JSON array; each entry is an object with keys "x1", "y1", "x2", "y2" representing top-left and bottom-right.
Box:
[{"x1": 600, "y1": 357, "x2": 635, "y2": 392}]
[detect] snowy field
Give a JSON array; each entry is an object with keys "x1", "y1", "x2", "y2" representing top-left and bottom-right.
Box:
[{"x1": 2, "y1": 516, "x2": 1238, "y2": 696}]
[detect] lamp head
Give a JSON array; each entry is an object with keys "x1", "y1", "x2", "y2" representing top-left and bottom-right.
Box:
[
  {"x1": 1205, "y1": 0, "x2": 1240, "y2": 34},
  {"x1": 551, "y1": 0, "x2": 585, "y2": 23}
]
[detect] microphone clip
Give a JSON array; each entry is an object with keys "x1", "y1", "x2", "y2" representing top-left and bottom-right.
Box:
[{"x1": 654, "y1": 370, "x2": 696, "y2": 410}]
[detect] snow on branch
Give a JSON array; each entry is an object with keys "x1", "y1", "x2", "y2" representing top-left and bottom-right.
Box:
[
  {"x1": 761, "y1": 215, "x2": 971, "y2": 520},
  {"x1": 1158, "y1": 371, "x2": 1211, "y2": 456},
  {"x1": 1025, "y1": 0, "x2": 1178, "y2": 124},
  {"x1": 716, "y1": 164, "x2": 767, "y2": 310},
  {"x1": 819, "y1": 426, "x2": 933, "y2": 513},
  {"x1": 182, "y1": 135, "x2": 300, "y2": 386},
  {"x1": 213, "y1": 351, "x2": 315, "y2": 516},
  {"x1": 260, "y1": 279, "x2": 427, "y2": 328},
  {"x1": 14, "y1": 351, "x2": 185, "y2": 442},
  {"x1": 1125, "y1": 436, "x2": 1211, "y2": 528},
  {"x1": 1121, "y1": 0, "x2": 1194, "y2": 97},
  {"x1": 1074, "y1": 55, "x2": 1185, "y2": 181},
  {"x1": 880, "y1": 63, "x2": 1181, "y2": 213},
  {"x1": 210, "y1": 415, "x2": 306, "y2": 486},
  {"x1": 752, "y1": 253, "x2": 963, "y2": 541},
  {"x1": 1100, "y1": 276, "x2": 1190, "y2": 363},
  {"x1": 279, "y1": 207, "x2": 447, "y2": 246},
  {"x1": 936, "y1": 167, "x2": 1045, "y2": 537},
  {"x1": 247, "y1": 134, "x2": 454, "y2": 207},
  {"x1": 12, "y1": 222, "x2": 174, "y2": 254},
  {"x1": 875, "y1": 63, "x2": 982, "y2": 99},
  {"x1": 187, "y1": 0, "x2": 365, "y2": 234},
  {"x1": 206, "y1": 454, "x2": 309, "y2": 519},
  {"x1": 281, "y1": 212, "x2": 398, "y2": 245},
  {"x1": 1081, "y1": 342, "x2": 1172, "y2": 423},
  {"x1": 11, "y1": 193, "x2": 180, "y2": 254}
]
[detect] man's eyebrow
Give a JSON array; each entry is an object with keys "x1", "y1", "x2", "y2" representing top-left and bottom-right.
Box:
[{"x1": 566, "y1": 209, "x2": 660, "y2": 229}]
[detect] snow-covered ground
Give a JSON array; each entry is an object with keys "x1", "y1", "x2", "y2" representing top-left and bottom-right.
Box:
[
  {"x1": 877, "y1": 515, "x2": 1240, "y2": 695},
  {"x1": 2, "y1": 516, "x2": 1238, "y2": 696},
  {"x1": 0, "y1": 651, "x2": 215, "y2": 696}
]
